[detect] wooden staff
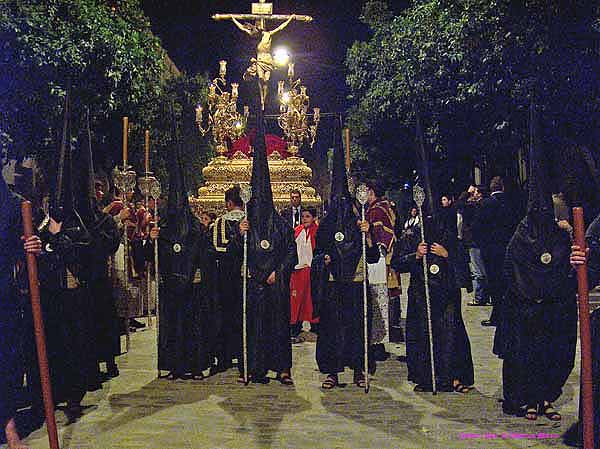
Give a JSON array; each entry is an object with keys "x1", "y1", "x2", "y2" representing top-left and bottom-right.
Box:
[
  {"x1": 573, "y1": 207, "x2": 594, "y2": 449},
  {"x1": 21, "y1": 201, "x2": 60, "y2": 449}
]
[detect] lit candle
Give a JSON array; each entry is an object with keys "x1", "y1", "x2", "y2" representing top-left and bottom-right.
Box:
[
  {"x1": 313, "y1": 107, "x2": 320, "y2": 121},
  {"x1": 231, "y1": 83, "x2": 239, "y2": 98},
  {"x1": 219, "y1": 60, "x2": 227, "y2": 78},
  {"x1": 288, "y1": 62, "x2": 295, "y2": 78},
  {"x1": 195, "y1": 105, "x2": 203, "y2": 123},
  {"x1": 278, "y1": 80, "x2": 284, "y2": 96},
  {"x1": 144, "y1": 129, "x2": 150, "y2": 173},
  {"x1": 122, "y1": 116, "x2": 129, "y2": 167}
]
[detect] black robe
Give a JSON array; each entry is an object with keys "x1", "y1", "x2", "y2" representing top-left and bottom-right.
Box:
[
  {"x1": 31, "y1": 213, "x2": 101, "y2": 406},
  {"x1": 392, "y1": 214, "x2": 474, "y2": 390},
  {"x1": 156, "y1": 216, "x2": 214, "y2": 376},
  {"x1": 313, "y1": 199, "x2": 380, "y2": 375},
  {"x1": 87, "y1": 212, "x2": 121, "y2": 364},
  {"x1": 231, "y1": 215, "x2": 296, "y2": 377},
  {"x1": 493, "y1": 217, "x2": 576, "y2": 410},
  {"x1": 0, "y1": 191, "x2": 27, "y2": 428},
  {"x1": 208, "y1": 210, "x2": 244, "y2": 370}
]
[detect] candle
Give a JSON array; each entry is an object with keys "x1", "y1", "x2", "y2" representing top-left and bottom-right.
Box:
[
  {"x1": 244, "y1": 105, "x2": 249, "y2": 116},
  {"x1": 288, "y1": 62, "x2": 295, "y2": 78},
  {"x1": 195, "y1": 105, "x2": 203, "y2": 123},
  {"x1": 231, "y1": 83, "x2": 239, "y2": 98},
  {"x1": 313, "y1": 107, "x2": 320, "y2": 121},
  {"x1": 278, "y1": 80, "x2": 284, "y2": 96},
  {"x1": 122, "y1": 116, "x2": 129, "y2": 167},
  {"x1": 144, "y1": 129, "x2": 150, "y2": 173},
  {"x1": 219, "y1": 60, "x2": 227, "y2": 78}
]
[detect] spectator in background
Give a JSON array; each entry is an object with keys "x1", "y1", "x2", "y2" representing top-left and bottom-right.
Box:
[
  {"x1": 463, "y1": 185, "x2": 489, "y2": 306},
  {"x1": 479, "y1": 176, "x2": 515, "y2": 326},
  {"x1": 281, "y1": 189, "x2": 304, "y2": 228},
  {"x1": 404, "y1": 207, "x2": 420, "y2": 232}
]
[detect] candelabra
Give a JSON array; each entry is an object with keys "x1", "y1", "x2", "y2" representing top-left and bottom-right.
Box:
[
  {"x1": 277, "y1": 62, "x2": 320, "y2": 157},
  {"x1": 196, "y1": 60, "x2": 249, "y2": 156}
]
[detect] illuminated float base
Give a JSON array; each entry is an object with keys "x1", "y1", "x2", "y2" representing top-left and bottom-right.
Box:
[{"x1": 190, "y1": 150, "x2": 322, "y2": 216}]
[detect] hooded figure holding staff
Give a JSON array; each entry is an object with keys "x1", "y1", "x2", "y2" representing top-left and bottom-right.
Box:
[
  {"x1": 312, "y1": 126, "x2": 379, "y2": 390},
  {"x1": 0, "y1": 157, "x2": 42, "y2": 449},
  {"x1": 392, "y1": 108, "x2": 474, "y2": 394},
  {"x1": 493, "y1": 100, "x2": 576, "y2": 420},
  {"x1": 236, "y1": 99, "x2": 297, "y2": 385},
  {"x1": 30, "y1": 90, "x2": 100, "y2": 418}
]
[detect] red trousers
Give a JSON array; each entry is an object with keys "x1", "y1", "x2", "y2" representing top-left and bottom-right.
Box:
[{"x1": 289, "y1": 267, "x2": 319, "y2": 324}]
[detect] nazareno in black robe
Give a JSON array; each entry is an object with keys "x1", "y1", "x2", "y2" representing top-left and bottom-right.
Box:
[
  {"x1": 0, "y1": 187, "x2": 28, "y2": 430},
  {"x1": 392, "y1": 210, "x2": 474, "y2": 391},
  {"x1": 74, "y1": 113, "x2": 122, "y2": 366},
  {"x1": 230, "y1": 214, "x2": 296, "y2": 378},
  {"x1": 155, "y1": 217, "x2": 215, "y2": 376},
  {"x1": 493, "y1": 101, "x2": 576, "y2": 412},
  {"x1": 312, "y1": 198, "x2": 380, "y2": 375},
  {"x1": 31, "y1": 213, "x2": 101, "y2": 406}
]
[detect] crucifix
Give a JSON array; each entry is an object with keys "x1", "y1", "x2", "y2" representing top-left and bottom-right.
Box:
[{"x1": 213, "y1": 1, "x2": 313, "y2": 110}]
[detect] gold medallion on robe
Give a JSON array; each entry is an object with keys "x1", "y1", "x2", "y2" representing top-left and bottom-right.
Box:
[
  {"x1": 173, "y1": 243, "x2": 182, "y2": 253},
  {"x1": 334, "y1": 232, "x2": 345, "y2": 242},
  {"x1": 429, "y1": 264, "x2": 440, "y2": 275},
  {"x1": 260, "y1": 239, "x2": 270, "y2": 250}
]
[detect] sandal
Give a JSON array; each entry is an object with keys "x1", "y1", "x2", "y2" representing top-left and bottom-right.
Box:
[
  {"x1": 278, "y1": 373, "x2": 294, "y2": 386},
  {"x1": 525, "y1": 406, "x2": 538, "y2": 421},
  {"x1": 453, "y1": 382, "x2": 472, "y2": 394},
  {"x1": 354, "y1": 373, "x2": 367, "y2": 388},
  {"x1": 413, "y1": 384, "x2": 432, "y2": 392},
  {"x1": 539, "y1": 402, "x2": 561, "y2": 421},
  {"x1": 321, "y1": 374, "x2": 338, "y2": 390}
]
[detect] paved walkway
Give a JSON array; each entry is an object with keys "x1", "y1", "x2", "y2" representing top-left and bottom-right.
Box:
[{"x1": 15, "y1": 277, "x2": 580, "y2": 448}]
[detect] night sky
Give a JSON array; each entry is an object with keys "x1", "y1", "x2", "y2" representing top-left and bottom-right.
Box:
[{"x1": 141, "y1": 0, "x2": 372, "y2": 114}]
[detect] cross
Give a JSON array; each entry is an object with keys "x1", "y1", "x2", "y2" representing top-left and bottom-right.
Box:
[
  {"x1": 212, "y1": 1, "x2": 312, "y2": 31},
  {"x1": 212, "y1": 1, "x2": 313, "y2": 110}
]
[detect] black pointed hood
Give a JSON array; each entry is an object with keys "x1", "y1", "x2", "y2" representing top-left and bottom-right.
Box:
[
  {"x1": 315, "y1": 123, "x2": 362, "y2": 281},
  {"x1": 526, "y1": 101, "x2": 553, "y2": 223},
  {"x1": 164, "y1": 102, "x2": 193, "y2": 241},
  {"x1": 330, "y1": 122, "x2": 350, "y2": 202},
  {"x1": 507, "y1": 99, "x2": 572, "y2": 302},
  {"x1": 414, "y1": 105, "x2": 436, "y2": 217},
  {"x1": 50, "y1": 89, "x2": 74, "y2": 222},
  {"x1": 76, "y1": 108, "x2": 99, "y2": 225},
  {"x1": 248, "y1": 99, "x2": 276, "y2": 240}
]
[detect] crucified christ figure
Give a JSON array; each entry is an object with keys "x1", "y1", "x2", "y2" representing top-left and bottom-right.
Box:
[{"x1": 230, "y1": 15, "x2": 304, "y2": 109}]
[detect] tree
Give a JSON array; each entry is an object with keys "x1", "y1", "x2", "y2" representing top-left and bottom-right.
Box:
[
  {"x1": 346, "y1": 0, "x2": 600, "y2": 197},
  {"x1": 0, "y1": 0, "x2": 210, "y2": 199}
]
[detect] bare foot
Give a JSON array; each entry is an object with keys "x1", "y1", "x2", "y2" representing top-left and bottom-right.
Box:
[{"x1": 5, "y1": 418, "x2": 30, "y2": 449}]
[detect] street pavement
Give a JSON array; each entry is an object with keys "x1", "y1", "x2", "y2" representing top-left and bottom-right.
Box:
[{"x1": 15, "y1": 276, "x2": 581, "y2": 449}]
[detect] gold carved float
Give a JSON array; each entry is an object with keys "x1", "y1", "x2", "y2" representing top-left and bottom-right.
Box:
[{"x1": 189, "y1": 150, "x2": 322, "y2": 216}]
